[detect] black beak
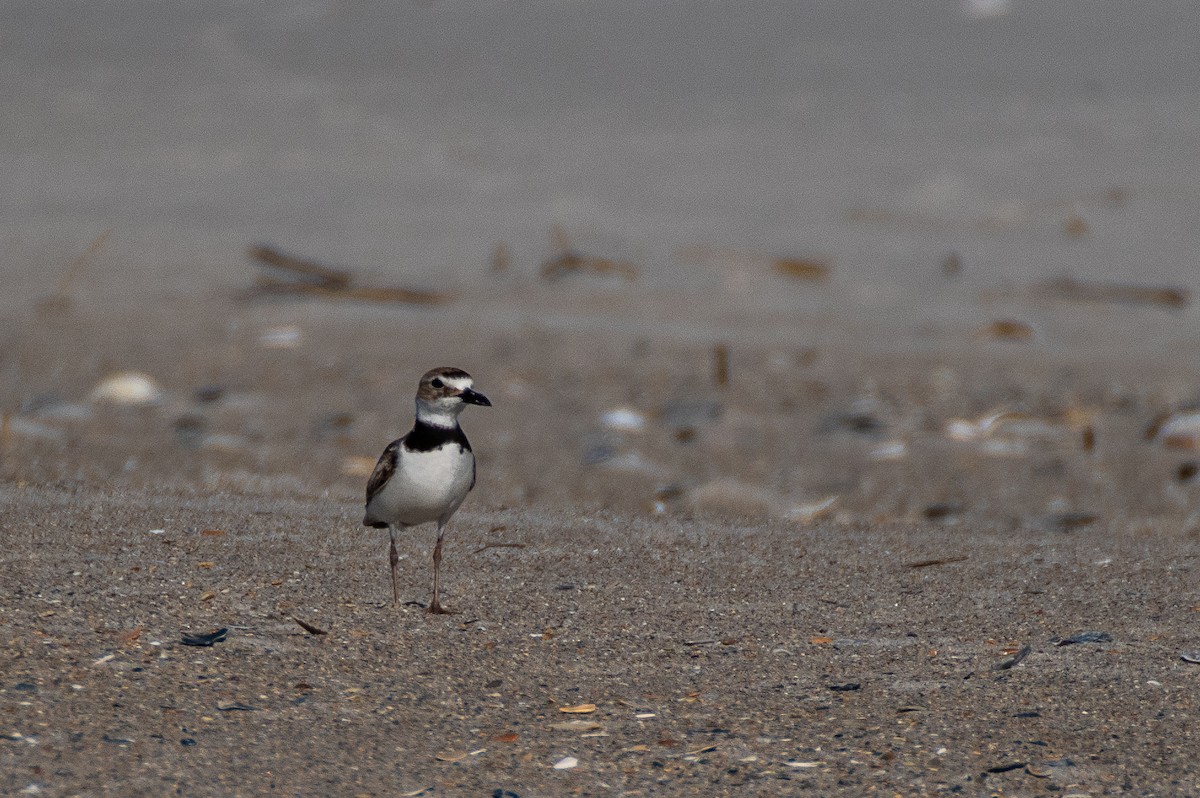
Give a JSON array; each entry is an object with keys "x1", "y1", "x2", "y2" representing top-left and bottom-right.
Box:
[{"x1": 461, "y1": 388, "x2": 492, "y2": 407}]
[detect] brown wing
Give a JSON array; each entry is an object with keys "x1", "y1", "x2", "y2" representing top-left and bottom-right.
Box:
[{"x1": 363, "y1": 440, "x2": 401, "y2": 526}]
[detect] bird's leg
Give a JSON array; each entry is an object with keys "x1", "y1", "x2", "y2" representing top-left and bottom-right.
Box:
[
  {"x1": 428, "y1": 524, "x2": 453, "y2": 614},
  {"x1": 388, "y1": 526, "x2": 400, "y2": 607}
]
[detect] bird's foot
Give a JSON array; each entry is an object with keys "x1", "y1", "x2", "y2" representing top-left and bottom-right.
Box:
[{"x1": 427, "y1": 601, "x2": 459, "y2": 615}]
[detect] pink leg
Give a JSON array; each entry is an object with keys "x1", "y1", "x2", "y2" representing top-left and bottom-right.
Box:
[
  {"x1": 428, "y1": 525, "x2": 453, "y2": 614},
  {"x1": 388, "y1": 527, "x2": 400, "y2": 607}
]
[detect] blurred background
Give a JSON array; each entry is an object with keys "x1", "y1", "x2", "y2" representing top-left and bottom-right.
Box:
[{"x1": 4, "y1": 0, "x2": 1200, "y2": 531}]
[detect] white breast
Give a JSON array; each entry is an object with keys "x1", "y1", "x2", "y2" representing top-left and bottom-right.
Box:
[{"x1": 368, "y1": 443, "x2": 475, "y2": 527}]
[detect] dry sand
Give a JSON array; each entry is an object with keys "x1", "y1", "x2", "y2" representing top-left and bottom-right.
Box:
[{"x1": 3, "y1": 285, "x2": 1200, "y2": 797}]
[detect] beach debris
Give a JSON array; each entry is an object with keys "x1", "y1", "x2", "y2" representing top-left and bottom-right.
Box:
[
  {"x1": 600, "y1": 408, "x2": 647, "y2": 433},
  {"x1": 1044, "y1": 512, "x2": 1099, "y2": 532},
  {"x1": 251, "y1": 243, "x2": 350, "y2": 287},
  {"x1": 341, "y1": 455, "x2": 377, "y2": 478},
  {"x1": 216, "y1": 700, "x2": 256, "y2": 711},
  {"x1": 975, "y1": 319, "x2": 1035, "y2": 342},
  {"x1": 292, "y1": 617, "x2": 328, "y2": 636},
  {"x1": 906, "y1": 555, "x2": 968, "y2": 568},
  {"x1": 650, "y1": 484, "x2": 687, "y2": 514},
  {"x1": 784, "y1": 495, "x2": 839, "y2": 524},
  {"x1": 435, "y1": 750, "x2": 469, "y2": 763},
  {"x1": 559, "y1": 703, "x2": 597, "y2": 714},
  {"x1": 541, "y1": 227, "x2": 636, "y2": 282},
  {"x1": 689, "y1": 479, "x2": 779, "y2": 522},
  {"x1": 923, "y1": 502, "x2": 965, "y2": 521},
  {"x1": 193, "y1": 384, "x2": 226, "y2": 403},
  {"x1": 550, "y1": 720, "x2": 602, "y2": 732},
  {"x1": 662, "y1": 400, "x2": 720, "y2": 442},
  {"x1": 492, "y1": 242, "x2": 511, "y2": 273},
  {"x1": 180, "y1": 627, "x2": 229, "y2": 647},
  {"x1": 945, "y1": 407, "x2": 1086, "y2": 456},
  {"x1": 541, "y1": 249, "x2": 637, "y2": 281},
  {"x1": 992, "y1": 644, "x2": 1032, "y2": 671},
  {"x1": 809, "y1": 636, "x2": 833, "y2": 645},
  {"x1": 1181, "y1": 652, "x2": 1200, "y2": 664},
  {"x1": 984, "y1": 761, "x2": 1027, "y2": 775},
  {"x1": 552, "y1": 756, "x2": 579, "y2": 770},
  {"x1": 869, "y1": 440, "x2": 908, "y2": 461},
  {"x1": 90, "y1": 372, "x2": 163, "y2": 405},
  {"x1": 258, "y1": 325, "x2": 303, "y2": 349},
  {"x1": 713, "y1": 343, "x2": 729, "y2": 387},
  {"x1": 1036, "y1": 276, "x2": 1189, "y2": 309},
  {"x1": 1051, "y1": 631, "x2": 1112, "y2": 646},
  {"x1": 2, "y1": 415, "x2": 66, "y2": 443},
  {"x1": 38, "y1": 229, "x2": 112, "y2": 313},
  {"x1": 827, "y1": 682, "x2": 861, "y2": 692},
  {"x1": 785, "y1": 761, "x2": 823, "y2": 768},
  {"x1": 823, "y1": 399, "x2": 886, "y2": 436},
  {"x1": 773, "y1": 255, "x2": 832, "y2": 281},
  {"x1": 945, "y1": 409, "x2": 1026, "y2": 442},
  {"x1": 1149, "y1": 410, "x2": 1200, "y2": 450},
  {"x1": 1063, "y1": 211, "x2": 1089, "y2": 238},
  {"x1": 248, "y1": 244, "x2": 454, "y2": 305},
  {"x1": 492, "y1": 732, "x2": 519, "y2": 743}
]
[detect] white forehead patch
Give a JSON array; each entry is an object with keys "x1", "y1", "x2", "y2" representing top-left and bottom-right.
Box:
[{"x1": 442, "y1": 375, "x2": 473, "y2": 391}]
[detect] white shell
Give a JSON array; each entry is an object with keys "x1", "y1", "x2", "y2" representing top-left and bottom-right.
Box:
[
  {"x1": 601, "y1": 407, "x2": 646, "y2": 432},
  {"x1": 90, "y1": 372, "x2": 163, "y2": 405}
]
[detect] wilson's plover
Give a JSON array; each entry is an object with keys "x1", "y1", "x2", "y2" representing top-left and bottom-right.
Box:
[{"x1": 363, "y1": 367, "x2": 491, "y2": 613}]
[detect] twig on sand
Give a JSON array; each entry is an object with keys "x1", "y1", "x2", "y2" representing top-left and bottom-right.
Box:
[
  {"x1": 292, "y1": 616, "x2": 329, "y2": 636},
  {"x1": 246, "y1": 244, "x2": 455, "y2": 306},
  {"x1": 906, "y1": 555, "x2": 969, "y2": 568},
  {"x1": 1036, "y1": 276, "x2": 1188, "y2": 309},
  {"x1": 540, "y1": 225, "x2": 638, "y2": 281},
  {"x1": 39, "y1": 230, "x2": 112, "y2": 313}
]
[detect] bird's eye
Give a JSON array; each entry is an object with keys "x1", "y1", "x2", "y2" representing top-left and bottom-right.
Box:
[{"x1": 431, "y1": 378, "x2": 444, "y2": 389}]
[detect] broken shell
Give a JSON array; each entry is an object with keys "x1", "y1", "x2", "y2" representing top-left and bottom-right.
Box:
[
  {"x1": 90, "y1": 372, "x2": 163, "y2": 405},
  {"x1": 559, "y1": 703, "x2": 597, "y2": 714},
  {"x1": 945, "y1": 410, "x2": 1024, "y2": 441},
  {"x1": 869, "y1": 441, "x2": 908, "y2": 461},
  {"x1": 552, "y1": 756, "x2": 579, "y2": 770},
  {"x1": 784, "y1": 495, "x2": 839, "y2": 523},
  {"x1": 550, "y1": 720, "x2": 602, "y2": 732},
  {"x1": 258, "y1": 325, "x2": 302, "y2": 349},
  {"x1": 1152, "y1": 411, "x2": 1200, "y2": 450},
  {"x1": 601, "y1": 408, "x2": 646, "y2": 432}
]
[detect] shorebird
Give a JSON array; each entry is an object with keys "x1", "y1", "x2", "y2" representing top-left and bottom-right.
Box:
[{"x1": 363, "y1": 367, "x2": 491, "y2": 613}]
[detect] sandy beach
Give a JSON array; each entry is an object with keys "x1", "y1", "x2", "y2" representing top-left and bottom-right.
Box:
[{"x1": 5, "y1": 1, "x2": 1200, "y2": 795}]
